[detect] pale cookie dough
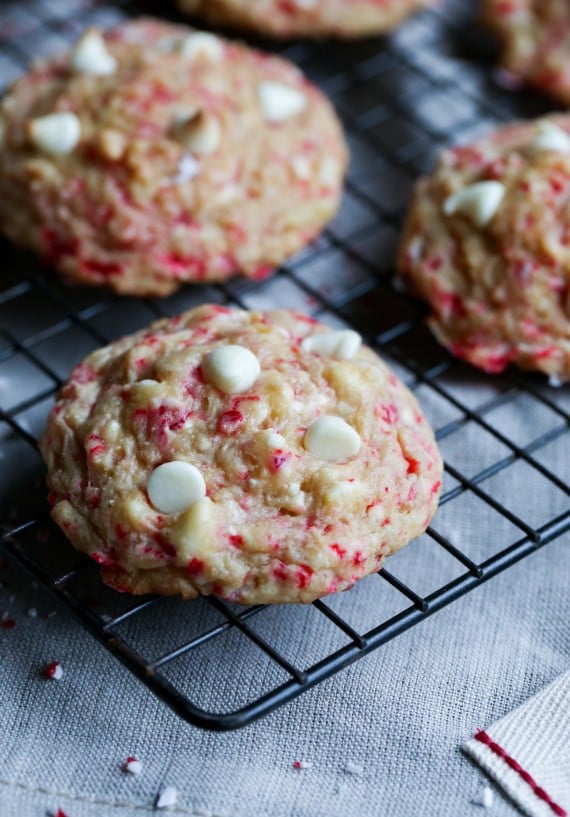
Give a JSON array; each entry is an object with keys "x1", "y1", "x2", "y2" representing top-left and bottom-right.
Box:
[
  {"x1": 0, "y1": 18, "x2": 347, "y2": 296},
  {"x1": 40, "y1": 305, "x2": 442, "y2": 605},
  {"x1": 483, "y1": 0, "x2": 570, "y2": 105},
  {"x1": 178, "y1": 0, "x2": 436, "y2": 39},
  {"x1": 398, "y1": 117, "x2": 570, "y2": 379}
]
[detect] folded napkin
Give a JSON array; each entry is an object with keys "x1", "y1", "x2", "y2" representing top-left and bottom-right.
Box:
[{"x1": 463, "y1": 671, "x2": 570, "y2": 817}]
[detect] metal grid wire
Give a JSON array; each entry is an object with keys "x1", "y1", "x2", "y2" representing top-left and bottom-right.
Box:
[{"x1": 1, "y1": 0, "x2": 569, "y2": 730}]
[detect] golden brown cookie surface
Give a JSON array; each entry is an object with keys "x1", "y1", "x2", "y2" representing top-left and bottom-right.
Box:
[
  {"x1": 0, "y1": 19, "x2": 347, "y2": 296},
  {"x1": 178, "y1": 0, "x2": 436, "y2": 38},
  {"x1": 483, "y1": 0, "x2": 570, "y2": 104},
  {"x1": 40, "y1": 305, "x2": 442, "y2": 604},
  {"x1": 398, "y1": 117, "x2": 570, "y2": 379}
]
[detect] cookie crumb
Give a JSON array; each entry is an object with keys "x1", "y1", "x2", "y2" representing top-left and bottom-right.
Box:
[
  {"x1": 492, "y1": 67, "x2": 524, "y2": 91},
  {"x1": 172, "y1": 153, "x2": 200, "y2": 185},
  {"x1": 472, "y1": 785, "x2": 494, "y2": 808},
  {"x1": 293, "y1": 760, "x2": 312, "y2": 770},
  {"x1": 123, "y1": 756, "x2": 143, "y2": 775},
  {"x1": 548, "y1": 374, "x2": 563, "y2": 389},
  {"x1": 43, "y1": 661, "x2": 63, "y2": 680},
  {"x1": 156, "y1": 785, "x2": 178, "y2": 809},
  {"x1": 343, "y1": 760, "x2": 363, "y2": 776}
]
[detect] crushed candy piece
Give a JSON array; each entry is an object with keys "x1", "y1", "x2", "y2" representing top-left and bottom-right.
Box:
[
  {"x1": 43, "y1": 661, "x2": 63, "y2": 680},
  {"x1": 123, "y1": 756, "x2": 143, "y2": 775},
  {"x1": 71, "y1": 28, "x2": 117, "y2": 76},
  {"x1": 156, "y1": 785, "x2": 179, "y2": 809},
  {"x1": 1, "y1": 613, "x2": 15, "y2": 629},
  {"x1": 472, "y1": 785, "x2": 494, "y2": 808},
  {"x1": 443, "y1": 181, "x2": 505, "y2": 227},
  {"x1": 531, "y1": 121, "x2": 570, "y2": 154}
]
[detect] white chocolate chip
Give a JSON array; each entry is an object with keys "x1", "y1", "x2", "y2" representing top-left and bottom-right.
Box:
[
  {"x1": 400, "y1": 406, "x2": 415, "y2": 424},
  {"x1": 291, "y1": 155, "x2": 312, "y2": 181},
  {"x1": 265, "y1": 431, "x2": 287, "y2": 449},
  {"x1": 172, "y1": 111, "x2": 221, "y2": 155},
  {"x1": 530, "y1": 121, "x2": 570, "y2": 154},
  {"x1": 258, "y1": 82, "x2": 307, "y2": 123},
  {"x1": 71, "y1": 28, "x2": 117, "y2": 76},
  {"x1": 28, "y1": 112, "x2": 81, "y2": 156},
  {"x1": 443, "y1": 181, "x2": 505, "y2": 227},
  {"x1": 302, "y1": 330, "x2": 361, "y2": 360},
  {"x1": 147, "y1": 461, "x2": 206, "y2": 514},
  {"x1": 180, "y1": 32, "x2": 223, "y2": 61},
  {"x1": 318, "y1": 156, "x2": 341, "y2": 188},
  {"x1": 171, "y1": 496, "x2": 216, "y2": 564},
  {"x1": 304, "y1": 416, "x2": 361, "y2": 461},
  {"x1": 202, "y1": 345, "x2": 260, "y2": 394},
  {"x1": 324, "y1": 481, "x2": 363, "y2": 506}
]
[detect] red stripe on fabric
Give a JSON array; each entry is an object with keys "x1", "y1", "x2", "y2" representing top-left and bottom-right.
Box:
[{"x1": 474, "y1": 730, "x2": 567, "y2": 817}]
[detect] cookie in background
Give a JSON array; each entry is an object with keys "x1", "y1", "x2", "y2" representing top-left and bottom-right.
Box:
[
  {"x1": 398, "y1": 117, "x2": 570, "y2": 381},
  {"x1": 0, "y1": 19, "x2": 347, "y2": 296},
  {"x1": 483, "y1": 0, "x2": 570, "y2": 105},
  {"x1": 177, "y1": 0, "x2": 438, "y2": 39}
]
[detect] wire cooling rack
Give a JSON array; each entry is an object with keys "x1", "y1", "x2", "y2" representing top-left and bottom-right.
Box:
[{"x1": 0, "y1": 0, "x2": 569, "y2": 731}]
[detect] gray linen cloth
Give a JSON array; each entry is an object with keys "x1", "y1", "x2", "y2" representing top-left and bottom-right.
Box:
[{"x1": 0, "y1": 528, "x2": 568, "y2": 817}]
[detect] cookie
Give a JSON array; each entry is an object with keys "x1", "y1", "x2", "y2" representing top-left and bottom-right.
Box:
[
  {"x1": 40, "y1": 304, "x2": 442, "y2": 605},
  {"x1": 398, "y1": 117, "x2": 570, "y2": 379},
  {"x1": 483, "y1": 0, "x2": 570, "y2": 105},
  {"x1": 0, "y1": 19, "x2": 347, "y2": 297},
  {"x1": 178, "y1": 0, "x2": 436, "y2": 38}
]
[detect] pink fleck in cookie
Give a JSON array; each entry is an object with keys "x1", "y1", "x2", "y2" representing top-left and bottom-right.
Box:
[
  {"x1": 178, "y1": 0, "x2": 437, "y2": 39},
  {"x1": 0, "y1": 19, "x2": 347, "y2": 297},
  {"x1": 40, "y1": 305, "x2": 442, "y2": 605},
  {"x1": 483, "y1": 0, "x2": 570, "y2": 105},
  {"x1": 398, "y1": 117, "x2": 570, "y2": 379}
]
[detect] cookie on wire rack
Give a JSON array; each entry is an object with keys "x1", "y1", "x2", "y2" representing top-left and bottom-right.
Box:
[
  {"x1": 177, "y1": 0, "x2": 437, "y2": 39},
  {"x1": 398, "y1": 117, "x2": 570, "y2": 381},
  {"x1": 40, "y1": 305, "x2": 443, "y2": 605},
  {"x1": 483, "y1": 0, "x2": 570, "y2": 105},
  {"x1": 0, "y1": 18, "x2": 347, "y2": 296}
]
